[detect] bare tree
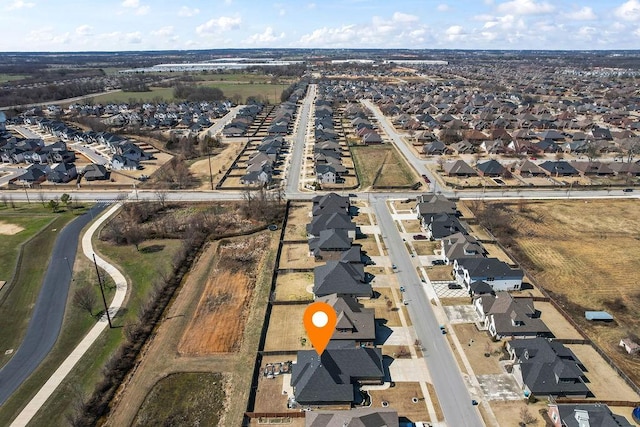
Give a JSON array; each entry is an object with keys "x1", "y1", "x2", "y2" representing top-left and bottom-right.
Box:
[
  {"x1": 8, "y1": 195, "x2": 15, "y2": 209},
  {"x1": 519, "y1": 407, "x2": 537, "y2": 425},
  {"x1": 37, "y1": 191, "x2": 46, "y2": 207},
  {"x1": 124, "y1": 226, "x2": 144, "y2": 251},
  {"x1": 154, "y1": 189, "x2": 169, "y2": 209},
  {"x1": 73, "y1": 286, "x2": 97, "y2": 316},
  {"x1": 620, "y1": 137, "x2": 640, "y2": 163}
]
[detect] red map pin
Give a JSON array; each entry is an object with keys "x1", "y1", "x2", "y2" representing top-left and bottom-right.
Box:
[{"x1": 303, "y1": 301, "x2": 337, "y2": 355}]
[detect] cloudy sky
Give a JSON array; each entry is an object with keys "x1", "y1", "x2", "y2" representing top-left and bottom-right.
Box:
[{"x1": 1, "y1": 0, "x2": 640, "y2": 51}]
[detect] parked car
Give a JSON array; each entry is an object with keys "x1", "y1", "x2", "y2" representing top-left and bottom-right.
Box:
[
  {"x1": 399, "y1": 286, "x2": 405, "y2": 292},
  {"x1": 471, "y1": 400, "x2": 479, "y2": 406},
  {"x1": 439, "y1": 325, "x2": 447, "y2": 334},
  {"x1": 413, "y1": 234, "x2": 427, "y2": 240},
  {"x1": 448, "y1": 283, "x2": 462, "y2": 290},
  {"x1": 431, "y1": 259, "x2": 446, "y2": 266},
  {"x1": 623, "y1": 188, "x2": 633, "y2": 193},
  {"x1": 421, "y1": 174, "x2": 430, "y2": 183}
]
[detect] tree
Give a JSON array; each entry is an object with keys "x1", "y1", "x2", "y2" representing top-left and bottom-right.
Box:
[
  {"x1": 124, "y1": 226, "x2": 144, "y2": 251},
  {"x1": 154, "y1": 189, "x2": 169, "y2": 209},
  {"x1": 73, "y1": 286, "x2": 97, "y2": 316},
  {"x1": 37, "y1": 191, "x2": 46, "y2": 207},
  {"x1": 48, "y1": 198, "x2": 60, "y2": 212},
  {"x1": 585, "y1": 142, "x2": 601, "y2": 162},
  {"x1": 519, "y1": 407, "x2": 536, "y2": 425},
  {"x1": 60, "y1": 193, "x2": 72, "y2": 210},
  {"x1": 620, "y1": 137, "x2": 640, "y2": 163}
]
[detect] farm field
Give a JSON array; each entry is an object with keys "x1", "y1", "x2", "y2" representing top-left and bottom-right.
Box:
[
  {"x1": 351, "y1": 145, "x2": 417, "y2": 189},
  {"x1": 91, "y1": 87, "x2": 175, "y2": 103},
  {"x1": 198, "y1": 81, "x2": 285, "y2": 104},
  {"x1": 466, "y1": 199, "x2": 640, "y2": 389}
]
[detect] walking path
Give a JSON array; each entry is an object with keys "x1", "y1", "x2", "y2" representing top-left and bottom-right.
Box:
[{"x1": 11, "y1": 203, "x2": 127, "y2": 427}]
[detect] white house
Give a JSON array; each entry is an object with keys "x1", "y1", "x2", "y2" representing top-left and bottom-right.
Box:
[{"x1": 454, "y1": 258, "x2": 523, "y2": 291}]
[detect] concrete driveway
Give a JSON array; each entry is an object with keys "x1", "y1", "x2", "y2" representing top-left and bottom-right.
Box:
[
  {"x1": 476, "y1": 374, "x2": 523, "y2": 401},
  {"x1": 387, "y1": 358, "x2": 431, "y2": 382},
  {"x1": 444, "y1": 305, "x2": 480, "y2": 324}
]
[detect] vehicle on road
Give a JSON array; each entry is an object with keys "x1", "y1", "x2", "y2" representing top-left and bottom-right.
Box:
[
  {"x1": 413, "y1": 234, "x2": 427, "y2": 240},
  {"x1": 421, "y1": 174, "x2": 430, "y2": 183},
  {"x1": 471, "y1": 400, "x2": 479, "y2": 406},
  {"x1": 400, "y1": 286, "x2": 405, "y2": 292},
  {"x1": 392, "y1": 264, "x2": 397, "y2": 270},
  {"x1": 623, "y1": 188, "x2": 633, "y2": 192},
  {"x1": 440, "y1": 325, "x2": 447, "y2": 334},
  {"x1": 402, "y1": 299, "x2": 409, "y2": 305}
]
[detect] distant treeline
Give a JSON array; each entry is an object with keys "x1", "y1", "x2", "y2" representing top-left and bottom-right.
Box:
[{"x1": 173, "y1": 84, "x2": 225, "y2": 102}]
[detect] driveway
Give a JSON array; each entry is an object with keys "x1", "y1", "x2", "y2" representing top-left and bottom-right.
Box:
[
  {"x1": 444, "y1": 305, "x2": 481, "y2": 324},
  {"x1": 476, "y1": 374, "x2": 523, "y2": 400}
]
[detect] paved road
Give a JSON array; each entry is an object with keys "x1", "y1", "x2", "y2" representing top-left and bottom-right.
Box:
[
  {"x1": 0, "y1": 90, "x2": 122, "y2": 112},
  {"x1": 286, "y1": 84, "x2": 316, "y2": 194},
  {"x1": 199, "y1": 104, "x2": 244, "y2": 140},
  {"x1": 373, "y1": 197, "x2": 483, "y2": 427},
  {"x1": 0, "y1": 203, "x2": 106, "y2": 406}
]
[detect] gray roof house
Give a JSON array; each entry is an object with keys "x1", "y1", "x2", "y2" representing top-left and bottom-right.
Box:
[
  {"x1": 316, "y1": 294, "x2": 376, "y2": 343},
  {"x1": 291, "y1": 342, "x2": 384, "y2": 405},
  {"x1": 314, "y1": 261, "x2": 372, "y2": 298},
  {"x1": 507, "y1": 337, "x2": 590, "y2": 398},
  {"x1": 82, "y1": 163, "x2": 110, "y2": 181},
  {"x1": 309, "y1": 229, "x2": 353, "y2": 261},
  {"x1": 416, "y1": 193, "x2": 457, "y2": 219},
  {"x1": 305, "y1": 408, "x2": 399, "y2": 427},
  {"x1": 474, "y1": 291, "x2": 552, "y2": 339},
  {"x1": 547, "y1": 403, "x2": 634, "y2": 427},
  {"x1": 444, "y1": 160, "x2": 477, "y2": 177},
  {"x1": 307, "y1": 213, "x2": 357, "y2": 239},
  {"x1": 312, "y1": 193, "x2": 350, "y2": 216},
  {"x1": 441, "y1": 232, "x2": 486, "y2": 264},
  {"x1": 421, "y1": 212, "x2": 468, "y2": 240},
  {"x1": 476, "y1": 159, "x2": 507, "y2": 177},
  {"x1": 454, "y1": 258, "x2": 524, "y2": 291},
  {"x1": 539, "y1": 160, "x2": 578, "y2": 176}
]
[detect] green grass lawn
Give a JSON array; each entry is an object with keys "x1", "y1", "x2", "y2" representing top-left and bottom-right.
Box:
[
  {"x1": 132, "y1": 373, "x2": 226, "y2": 426},
  {"x1": 0, "y1": 229, "x2": 184, "y2": 426},
  {"x1": 0, "y1": 74, "x2": 27, "y2": 83},
  {"x1": 90, "y1": 87, "x2": 175, "y2": 104},
  {"x1": 351, "y1": 145, "x2": 417, "y2": 189}
]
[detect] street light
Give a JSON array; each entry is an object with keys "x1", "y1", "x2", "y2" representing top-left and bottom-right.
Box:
[{"x1": 64, "y1": 256, "x2": 73, "y2": 280}]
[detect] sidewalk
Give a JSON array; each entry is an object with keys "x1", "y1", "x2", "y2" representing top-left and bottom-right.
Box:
[{"x1": 11, "y1": 203, "x2": 127, "y2": 427}]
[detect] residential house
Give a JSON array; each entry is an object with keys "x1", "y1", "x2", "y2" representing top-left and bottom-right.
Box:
[
  {"x1": 474, "y1": 291, "x2": 552, "y2": 339},
  {"x1": 82, "y1": 163, "x2": 110, "y2": 181},
  {"x1": 111, "y1": 154, "x2": 139, "y2": 171},
  {"x1": 507, "y1": 338, "x2": 591, "y2": 398},
  {"x1": 476, "y1": 159, "x2": 508, "y2": 177},
  {"x1": 308, "y1": 229, "x2": 353, "y2": 261},
  {"x1": 619, "y1": 338, "x2": 640, "y2": 355},
  {"x1": 539, "y1": 161, "x2": 578, "y2": 176},
  {"x1": 316, "y1": 164, "x2": 338, "y2": 184},
  {"x1": 454, "y1": 258, "x2": 524, "y2": 291},
  {"x1": 305, "y1": 408, "x2": 399, "y2": 427},
  {"x1": 291, "y1": 342, "x2": 384, "y2": 405},
  {"x1": 316, "y1": 294, "x2": 376, "y2": 344},
  {"x1": 421, "y1": 212, "x2": 468, "y2": 240},
  {"x1": 513, "y1": 159, "x2": 546, "y2": 177},
  {"x1": 443, "y1": 160, "x2": 477, "y2": 177},
  {"x1": 307, "y1": 213, "x2": 357, "y2": 239},
  {"x1": 314, "y1": 261, "x2": 372, "y2": 298},
  {"x1": 312, "y1": 193, "x2": 350, "y2": 217},
  {"x1": 547, "y1": 404, "x2": 634, "y2": 427},
  {"x1": 441, "y1": 232, "x2": 486, "y2": 264},
  {"x1": 416, "y1": 193, "x2": 457, "y2": 219},
  {"x1": 572, "y1": 161, "x2": 614, "y2": 176},
  {"x1": 240, "y1": 165, "x2": 272, "y2": 187}
]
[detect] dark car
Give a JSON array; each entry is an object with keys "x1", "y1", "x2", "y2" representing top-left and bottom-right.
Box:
[
  {"x1": 413, "y1": 234, "x2": 427, "y2": 240},
  {"x1": 448, "y1": 283, "x2": 462, "y2": 289},
  {"x1": 431, "y1": 259, "x2": 446, "y2": 266},
  {"x1": 623, "y1": 188, "x2": 633, "y2": 193},
  {"x1": 421, "y1": 174, "x2": 431, "y2": 183}
]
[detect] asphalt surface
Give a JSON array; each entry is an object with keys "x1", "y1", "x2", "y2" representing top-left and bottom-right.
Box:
[
  {"x1": 373, "y1": 197, "x2": 484, "y2": 427},
  {"x1": 0, "y1": 203, "x2": 105, "y2": 406},
  {"x1": 286, "y1": 84, "x2": 316, "y2": 194}
]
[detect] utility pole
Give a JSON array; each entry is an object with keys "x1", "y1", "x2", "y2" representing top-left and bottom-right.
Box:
[
  {"x1": 23, "y1": 184, "x2": 30, "y2": 204},
  {"x1": 93, "y1": 254, "x2": 113, "y2": 328},
  {"x1": 207, "y1": 142, "x2": 214, "y2": 190}
]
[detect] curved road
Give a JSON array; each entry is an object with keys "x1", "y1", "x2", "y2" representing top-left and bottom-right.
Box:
[{"x1": 0, "y1": 203, "x2": 105, "y2": 405}]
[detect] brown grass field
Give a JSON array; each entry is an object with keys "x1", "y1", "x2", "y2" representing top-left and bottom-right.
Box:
[
  {"x1": 274, "y1": 272, "x2": 314, "y2": 302},
  {"x1": 263, "y1": 305, "x2": 309, "y2": 351},
  {"x1": 283, "y1": 203, "x2": 311, "y2": 241},
  {"x1": 466, "y1": 199, "x2": 640, "y2": 390},
  {"x1": 351, "y1": 145, "x2": 417, "y2": 189},
  {"x1": 279, "y1": 243, "x2": 317, "y2": 269},
  {"x1": 427, "y1": 265, "x2": 453, "y2": 281},
  {"x1": 452, "y1": 324, "x2": 504, "y2": 375},
  {"x1": 368, "y1": 382, "x2": 429, "y2": 421},
  {"x1": 489, "y1": 400, "x2": 548, "y2": 427}
]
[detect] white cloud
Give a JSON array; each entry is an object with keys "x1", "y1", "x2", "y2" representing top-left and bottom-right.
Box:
[
  {"x1": 135, "y1": 5, "x2": 150, "y2": 15},
  {"x1": 244, "y1": 27, "x2": 285, "y2": 45},
  {"x1": 445, "y1": 25, "x2": 467, "y2": 42},
  {"x1": 7, "y1": 0, "x2": 35, "y2": 10},
  {"x1": 151, "y1": 26, "x2": 175, "y2": 38},
  {"x1": 634, "y1": 27, "x2": 640, "y2": 36},
  {"x1": 122, "y1": 0, "x2": 139, "y2": 7},
  {"x1": 495, "y1": 0, "x2": 554, "y2": 15},
  {"x1": 577, "y1": 26, "x2": 597, "y2": 40},
  {"x1": 75, "y1": 25, "x2": 93, "y2": 36},
  {"x1": 565, "y1": 6, "x2": 596, "y2": 21},
  {"x1": 196, "y1": 16, "x2": 242, "y2": 35},
  {"x1": 126, "y1": 31, "x2": 143, "y2": 44},
  {"x1": 614, "y1": 0, "x2": 640, "y2": 21},
  {"x1": 437, "y1": 4, "x2": 449, "y2": 12},
  {"x1": 178, "y1": 6, "x2": 200, "y2": 17},
  {"x1": 392, "y1": 12, "x2": 419, "y2": 23},
  {"x1": 122, "y1": 0, "x2": 149, "y2": 15},
  {"x1": 299, "y1": 25, "x2": 359, "y2": 45}
]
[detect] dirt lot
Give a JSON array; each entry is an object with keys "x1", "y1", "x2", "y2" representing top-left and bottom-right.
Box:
[
  {"x1": 368, "y1": 382, "x2": 430, "y2": 422},
  {"x1": 567, "y1": 344, "x2": 640, "y2": 401},
  {"x1": 466, "y1": 199, "x2": 640, "y2": 389},
  {"x1": 279, "y1": 243, "x2": 317, "y2": 269},
  {"x1": 536, "y1": 302, "x2": 583, "y2": 340},
  {"x1": 263, "y1": 305, "x2": 309, "y2": 352},
  {"x1": 357, "y1": 235, "x2": 383, "y2": 257},
  {"x1": 283, "y1": 203, "x2": 311, "y2": 241},
  {"x1": 363, "y1": 288, "x2": 402, "y2": 327},
  {"x1": 412, "y1": 240, "x2": 439, "y2": 256},
  {"x1": 188, "y1": 141, "x2": 245, "y2": 189},
  {"x1": 274, "y1": 272, "x2": 314, "y2": 302},
  {"x1": 401, "y1": 220, "x2": 423, "y2": 233},
  {"x1": 391, "y1": 199, "x2": 415, "y2": 214},
  {"x1": 253, "y1": 355, "x2": 297, "y2": 413},
  {"x1": 482, "y1": 243, "x2": 515, "y2": 264},
  {"x1": 0, "y1": 221, "x2": 24, "y2": 235},
  {"x1": 427, "y1": 265, "x2": 453, "y2": 281},
  {"x1": 179, "y1": 235, "x2": 270, "y2": 355},
  {"x1": 452, "y1": 324, "x2": 504, "y2": 375}
]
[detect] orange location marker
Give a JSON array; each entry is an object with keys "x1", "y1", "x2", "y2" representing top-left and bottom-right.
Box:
[{"x1": 303, "y1": 301, "x2": 337, "y2": 355}]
